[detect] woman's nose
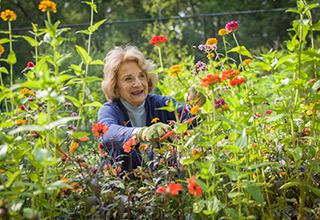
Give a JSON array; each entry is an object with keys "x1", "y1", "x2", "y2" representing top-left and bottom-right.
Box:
[{"x1": 132, "y1": 78, "x2": 142, "y2": 87}]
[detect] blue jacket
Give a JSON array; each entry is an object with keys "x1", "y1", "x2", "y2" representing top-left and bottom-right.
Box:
[{"x1": 98, "y1": 94, "x2": 189, "y2": 171}]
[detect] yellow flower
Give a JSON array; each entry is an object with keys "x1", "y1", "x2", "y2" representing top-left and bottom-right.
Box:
[
  {"x1": 19, "y1": 88, "x2": 35, "y2": 96},
  {"x1": 0, "y1": 9, "x2": 17, "y2": 22},
  {"x1": 218, "y1": 28, "x2": 229, "y2": 36},
  {"x1": 242, "y1": 59, "x2": 252, "y2": 66},
  {"x1": 69, "y1": 142, "x2": 79, "y2": 155},
  {"x1": 16, "y1": 119, "x2": 27, "y2": 125},
  {"x1": 139, "y1": 144, "x2": 149, "y2": 151},
  {"x1": 191, "y1": 148, "x2": 202, "y2": 160},
  {"x1": 151, "y1": 117, "x2": 160, "y2": 123},
  {"x1": 169, "y1": 64, "x2": 182, "y2": 77},
  {"x1": 0, "y1": 44, "x2": 4, "y2": 57},
  {"x1": 39, "y1": 0, "x2": 57, "y2": 13},
  {"x1": 207, "y1": 53, "x2": 215, "y2": 59},
  {"x1": 190, "y1": 105, "x2": 200, "y2": 115},
  {"x1": 206, "y1": 38, "x2": 218, "y2": 46}
]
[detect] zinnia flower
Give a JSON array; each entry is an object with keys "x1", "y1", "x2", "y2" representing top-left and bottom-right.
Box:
[
  {"x1": 190, "y1": 105, "x2": 200, "y2": 115},
  {"x1": 230, "y1": 76, "x2": 246, "y2": 86},
  {"x1": 69, "y1": 141, "x2": 79, "y2": 155},
  {"x1": 168, "y1": 64, "x2": 182, "y2": 76},
  {"x1": 225, "y1": 20, "x2": 239, "y2": 32},
  {"x1": 218, "y1": 28, "x2": 229, "y2": 36},
  {"x1": 123, "y1": 138, "x2": 136, "y2": 153},
  {"x1": 26, "y1": 61, "x2": 35, "y2": 70},
  {"x1": 0, "y1": 44, "x2": 4, "y2": 56},
  {"x1": 265, "y1": 110, "x2": 272, "y2": 115},
  {"x1": 39, "y1": 0, "x2": 57, "y2": 13},
  {"x1": 19, "y1": 105, "x2": 26, "y2": 111},
  {"x1": 150, "y1": 35, "x2": 168, "y2": 46},
  {"x1": 214, "y1": 98, "x2": 225, "y2": 109},
  {"x1": 206, "y1": 38, "x2": 218, "y2": 46},
  {"x1": 92, "y1": 123, "x2": 109, "y2": 137},
  {"x1": 0, "y1": 9, "x2": 17, "y2": 22},
  {"x1": 221, "y1": 69, "x2": 240, "y2": 80},
  {"x1": 187, "y1": 176, "x2": 203, "y2": 198},
  {"x1": 19, "y1": 88, "x2": 35, "y2": 96},
  {"x1": 201, "y1": 74, "x2": 221, "y2": 87},
  {"x1": 242, "y1": 58, "x2": 252, "y2": 66},
  {"x1": 79, "y1": 136, "x2": 90, "y2": 142},
  {"x1": 166, "y1": 183, "x2": 183, "y2": 196},
  {"x1": 156, "y1": 186, "x2": 166, "y2": 193},
  {"x1": 16, "y1": 119, "x2": 27, "y2": 125}
]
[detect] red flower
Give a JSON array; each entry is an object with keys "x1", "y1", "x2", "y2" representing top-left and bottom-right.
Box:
[
  {"x1": 221, "y1": 69, "x2": 240, "y2": 80},
  {"x1": 92, "y1": 123, "x2": 109, "y2": 137},
  {"x1": 187, "y1": 176, "x2": 203, "y2": 198},
  {"x1": 19, "y1": 105, "x2": 26, "y2": 111},
  {"x1": 230, "y1": 76, "x2": 245, "y2": 86},
  {"x1": 201, "y1": 74, "x2": 221, "y2": 87},
  {"x1": 150, "y1": 35, "x2": 168, "y2": 46},
  {"x1": 26, "y1": 61, "x2": 35, "y2": 70},
  {"x1": 166, "y1": 183, "x2": 183, "y2": 196},
  {"x1": 123, "y1": 138, "x2": 136, "y2": 153},
  {"x1": 255, "y1": 113, "x2": 261, "y2": 118},
  {"x1": 265, "y1": 110, "x2": 272, "y2": 115},
  {"x1": 225, "y1": 20, "x2": 239, "y2": 32},
  {"x1": 156, "y1": 186, "x2": 166, "y2": 193}
]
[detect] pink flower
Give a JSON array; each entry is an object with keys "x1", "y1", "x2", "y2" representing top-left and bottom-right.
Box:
[
  {"x1": 26, "y1": 61, "x2": 35, "y2": 70},
  {"x1": 156, "y1": 186, "x2": 166, "y2": 193},
  {"x1": 225, "y1": 20, "x2": 239, "y2": 32}
]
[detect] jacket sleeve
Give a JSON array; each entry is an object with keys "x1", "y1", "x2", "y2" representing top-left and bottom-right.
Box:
[{"x1": 98, "y1": 104, "x2": 135, "y2": 147}]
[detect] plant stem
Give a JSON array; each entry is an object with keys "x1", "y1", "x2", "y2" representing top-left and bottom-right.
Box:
[
  {"x1": 222, "y1": 36, "x2": 229, "y2": 66},
  {"x1": 157, "y1": 46, "x2": 163, "y2": 70},
  {"x1": 232, "y1": 32, "x2": 244, "y2": 71}
]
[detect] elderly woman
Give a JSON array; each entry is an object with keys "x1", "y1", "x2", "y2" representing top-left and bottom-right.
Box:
[{"x1": 98, "y1": 46, "x2": 204, "y2": 172}]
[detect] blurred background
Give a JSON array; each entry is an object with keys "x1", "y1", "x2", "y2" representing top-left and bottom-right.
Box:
[{"x1": 1, "y1": 0, "x2": 319, "y2": 82}]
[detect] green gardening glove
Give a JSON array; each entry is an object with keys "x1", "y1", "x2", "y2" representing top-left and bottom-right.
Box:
[
  {"x1": 136, "y1": 122, "x2": 172, "y2": 142},
  {"x1": 185, "y1": 86, "x2": 206, "y2": 107}
]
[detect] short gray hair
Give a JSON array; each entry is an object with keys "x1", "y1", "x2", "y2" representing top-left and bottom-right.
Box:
[{"x1": 101, "y1": 46, "x2": 158, "y2": 101}]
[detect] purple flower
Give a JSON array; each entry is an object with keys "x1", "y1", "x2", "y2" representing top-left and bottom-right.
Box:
[
  {"x1": 194, "y1": 61, "x2": 207, "y2": 75},
  {"x1": 214, "y1": 98, "x2": 225, "y2": 109}
]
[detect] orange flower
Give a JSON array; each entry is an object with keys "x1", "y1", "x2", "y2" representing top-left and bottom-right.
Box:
[
  {"x1": 0, "y1": 9, "x2": 17, "y2": 22},
  {"x1": 218, "y1": 28, "x2": 229, "y2": 36},
  {"x1": 0, "y1": 44, "x2": 4, "y2": 56},
  {"x1": 201, "y1": 74, "x2": 221, "y2": 87},
  {"x1": 123, "y1": 138, "x2": 136, "y2": 153},
  {"x1": 19, "y1": 88, "x2": 35, "y2": 96},
  {"x1": 242, "y1": 58, "x2": 252, "y2": 66},
  {"x1": 187, "y1": 176, "x2": 203, "y2": 198},
  {"x1": 168, "y1": 64, "x2": 182, "y2": 76},
  {"x1": 79, "y1": 136, "x2": 90, "y2": 142},
  {"x1": 39, "y1": 0, "x2": 57, "y2": 13},
  {"x1": 166, "y1": 183, "x2": 183, "y2": 196},
  {"x1": 16, "y1": 119, "x2": 27, "y2": 125},
  {"x1": 230, "y1": 76, "x2": 246, "y2": 86},
  {"x1": 151, "y1": 117, "x2": 160, "y2": 123},
  {"x1": 139, "y1": 144, "x2": 149, "y2": 151},
  {"x1": 71, "y1": 182, "x2": 83, "y2": 192},
  {"x1": 190, "y1": 105, "x2": 200, "y2": 115},
  {"x1": 206, "y1": 38, "x2": 218, "y2": 46},
  {"x1": 221, "y1": 69, "x2": 240, "y2": 80},
  {"x1": 92, "y1": 123, "x2": 109, "y2": 137},
  {"x1": 69, "y1": 141, "x2": 79, "y2": 155},
  {"x1": 156, "y1": 186, "x2": 165, "y2": 193}
]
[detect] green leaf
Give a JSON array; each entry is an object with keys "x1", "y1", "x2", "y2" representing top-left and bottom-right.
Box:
[
  {"x1": 228, "y1": 46, "x2": 252, "y2": 58},
  {"x1": 47, "y1": 117, "x2": 80, "y2": 130},
  {"x1": 90, "y1": 59, "x2": 104, "y2": 65},
  {"x1": 194, "y1": 178, "x2": 207, "y2": 192},
  {"x1": 88, "y1": 19, "x2": 107, "y2": 33},
  {"x1": 245, "y1": 183, "x2": 265, "y2": 205},
  {"x1": 65, "y1": 95, "x2": 81, "y2": 107},
  {"x1": 84, "y1": 101, "x2": 103, "y2": 108},
  {"x1": 180, "y1": 156, "x2": 195, "y2": 165},
  {"x1": 176, "y1": 123, "x2": 188, "y2": 134},
  {"x1": 266, "y1": 114, "x2": 285, "y2": 123},
  {"x1": 76, "y1": 29, "x2": 90, "y2": 35},
  {"x1": 311, "y1": 80, "x2": 320, "y2": 93},
  {"x1": 0, "y1": 144, "x2": 8, "y2": 158},
  {"x1": 83, "y1": 1, "x2": 98, "y2": 13},
  {"x1": 73, "y1": 131, "x2": 89, "y2": 139},
  {"x1": 0, "y1": 38, "x2": 11, "y2": 44},
  {"x1": 7, "y1": 50, "x2": 17, "y2": 64},
  {"x1": 311, "y1": 20, "x2": 320, "y2": 31},
  {"x1": 5, "y1": 170, "x2": 21, "y2": 188},
  {"x1": 56, "y1": 74, "x2": 74, "y2": 84},
  {"x1": 75, "y1": 45, "x2": 92, "y2": 65},
  {"x1": 286, "y1": 8, "x2": 300, "y2": 14},
  {"x1": 0, "y1": 66, "x2": 9, "y2": 74},
  {"x1": 9, "y1": 125, "x2": 46, "y2": 135},
  {"x1": 20, "y1": 35, "x2": 39, "y2": 47},
  {"x1": 70, "y1": 64, "x2": 83, "y2": 76},
  {"x1": 236, "y1": 128, "x2": 247, "y2": 148},
  {"x1": 156, "y1": 99, "x2": 176, "y2": 112}
]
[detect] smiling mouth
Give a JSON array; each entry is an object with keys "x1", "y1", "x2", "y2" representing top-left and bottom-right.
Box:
[{"x1": 131, "y1": 90, "x2": 144, "y2": 96}]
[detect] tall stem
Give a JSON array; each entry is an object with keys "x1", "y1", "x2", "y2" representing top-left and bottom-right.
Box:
[
  {"x1": 232, "y1": 32, "x2": 244, "y2": 71},
  {"x1": 157, "y1": 46, "x2": 163, "y2": 70}
]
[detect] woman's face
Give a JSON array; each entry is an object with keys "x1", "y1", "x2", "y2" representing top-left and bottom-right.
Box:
[{"x1": 116, "y1": 60, "x2": 148, "y2": 106}]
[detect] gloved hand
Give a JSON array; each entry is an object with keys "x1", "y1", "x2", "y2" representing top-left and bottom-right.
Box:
[
  {"x1": 185, "y1": 86, "x2": 206, "y2": 107},
  {"x1": 135, "y1": 122, "x2": 172, "y2": 142}
]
